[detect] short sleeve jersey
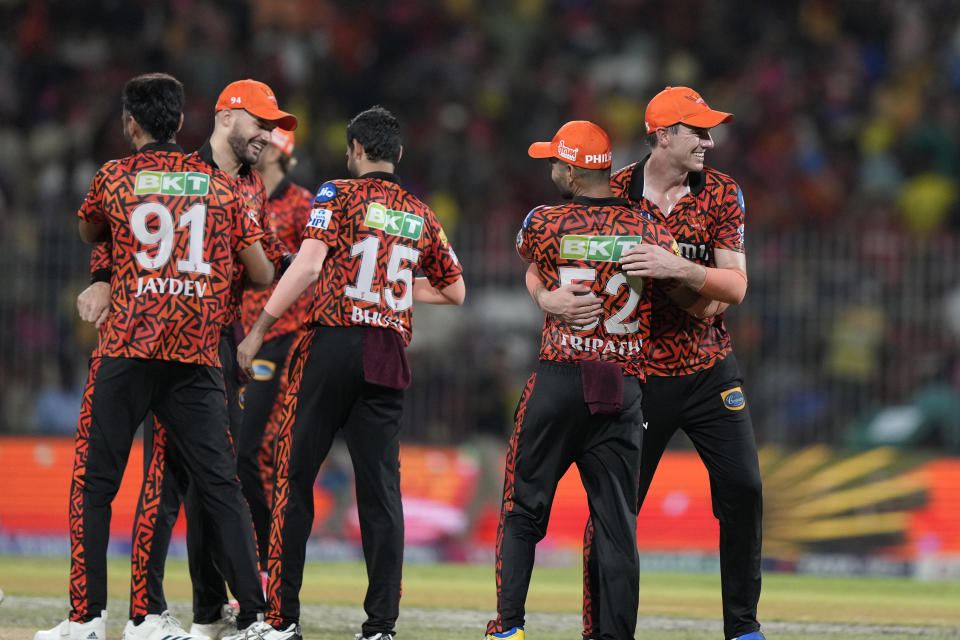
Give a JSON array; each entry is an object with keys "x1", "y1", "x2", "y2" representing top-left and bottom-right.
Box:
[
  {"x1": 77, "y1": 143, "x2": 263, "y2": 366},
  {"x1": 517, "y1": 195, "x2": 679, "y2": 379},
  {"x1": 193, "y1": 141, "x2": 289, "y2": 327},
  {"x1": 240, "y1": 178, "x2": 314, "y2": 341},
  {"x1": 610, "y1": 158, "x2": 745, "y2": 376},
  {"x1": 303, "y1": 172, "x2": 462, "y2": 345}
]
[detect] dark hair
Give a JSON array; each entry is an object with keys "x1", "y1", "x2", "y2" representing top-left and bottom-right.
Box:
[
  {"x1": 121, "y1": 73, "x2": 184, "y2": 143},
  {"x1": 645, "y1": 123, "x2": 679, "y2": 148},
  {"x1": 346, "y1": 105, "x2": 402, "y2": 165}
]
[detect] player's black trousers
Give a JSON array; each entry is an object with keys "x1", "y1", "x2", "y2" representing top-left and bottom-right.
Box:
[
  {"x1": 69, "y1": 356, "x2": 263, "y2": 627},
  {"x1": 582, "y1": 352, "x2": 763, "y2": 640},
  {"x1": 267, "y1": 325, "x2": 404, "y2": 638},
  {"x1": 237, "y1": 331, "x2": 297, "y2": 568},
  {"x1": 488, "y1": 361, "x2": 644, "y2": 640},
  {"x1": 136, "y1": 329, "x2": 266, "y2": 627}
]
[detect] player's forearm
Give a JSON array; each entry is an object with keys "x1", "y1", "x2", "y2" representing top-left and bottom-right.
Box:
[
  {"x1": 263, "y1": 259, "x2": 318, "y2": 319},
  {"x1": 524, "y1": 263, "x2": 546, "y2": 309},
  {"x1": 414, "y1": 276, "x2": 465, "y2": 305}
]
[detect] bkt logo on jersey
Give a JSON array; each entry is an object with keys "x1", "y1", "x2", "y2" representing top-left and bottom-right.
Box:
[
  {"x1": 364, "y1": 202, "x2": 423, "y2": 240},
  {"x1": 560, "y1": 235, "x2": 643, "y2": 262},
  {"x1": 134, "y1": 171, "x2": 210, "y2": 196}
]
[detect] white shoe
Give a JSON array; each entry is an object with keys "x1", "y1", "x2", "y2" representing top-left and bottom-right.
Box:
[
  {"x1": 224, "y1": 621, "x2": 301, "y2": 640},
  {"x1": 122, "y1": 610, "x2": 208, "y2": 640},
  {"x1": 34, "y1": 611, "x2": 107, "y2": 640},
  {"x1": 356, "y1": 633, "x2": 394, "y2": 640},
  {"x1": 190, "y1": 603, "x2": 238, "y2": 640}
]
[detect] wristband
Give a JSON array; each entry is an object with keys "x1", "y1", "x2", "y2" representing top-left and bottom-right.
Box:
[{"x1": 90, "y1": 269, "x2": 111, "y2": 284}]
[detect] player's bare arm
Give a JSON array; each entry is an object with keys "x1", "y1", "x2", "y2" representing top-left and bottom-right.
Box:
[
  {"x1": 78, "y1": 219, "x2": 108, "y2": 243},
  {"x1": 621, "y1": 244, "x2": 746, "y2": 317},
  {"x1": 524, "y1": 262, "x2": 602, "y2": 325},
  {"x1": 413, "y1": 276, "x2": 466, "y2": 305},
  {"x1": 77, "y1": 282, "x2": 111, "y2": 328},
  {"x1": 238, "y1": 241, "x2": 275, "y2": 291},
  {"x1": 238, "y1": 237, "x2": 328, "y2": 376}
]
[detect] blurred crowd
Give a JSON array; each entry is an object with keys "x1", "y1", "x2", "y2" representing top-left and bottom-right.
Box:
[{"x1": 2, "y1": 0, "x2": 960, "y2": 451}]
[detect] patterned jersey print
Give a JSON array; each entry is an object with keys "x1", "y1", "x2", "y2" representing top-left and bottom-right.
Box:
[
  {"x1": 241, "y1": 179, "x2": 314, "y2": 341},
  {"x1": 193, "y1": 142, "x2": 289, "y2": 327},
  {"x1": 77, "y1": 145, "x2": 263, "y2": 366},
  {"x1": 303, "y1": 173, "x2": 462, "y2": 344},
  {"x1": 517, "y1": 196, "x2": 678, "y2": 378},
  {"x1": 610, "y1": 158, "x2": 745, "y2": 376}
]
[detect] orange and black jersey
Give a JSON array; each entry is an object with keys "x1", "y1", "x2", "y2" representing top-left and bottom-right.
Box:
[
  {"x1": 303, "y1": 172, "x2": 462, "y2": 344},
  {"x1": 610, "y1": 157, "x2": 745, "y2": 376},
  {"x1": 517, "y1": 195, "x2": 678, "y2": 379},
  {"x1": 240, "y1": 178, "x2": 313, "y2": 341},
  {"x1": 88, "y1": 141, "x2": 290, "y2": 327},
  {"x1": 193, "y1": 141, "x2": 289, "y2": 327},
  {"x1": 77, "y1": 142, "x2": 263, "y2": 366}
]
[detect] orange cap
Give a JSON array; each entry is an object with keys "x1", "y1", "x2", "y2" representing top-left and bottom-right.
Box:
[
  {"x1": 528, "y1": 120, "x2": 612, "y2": 169},
  {"x1": 644, "y1": 86, "x2": 732, "y2": 134},
  {"x1": 269, "y1": 128, "x2": 295, "y2": 156},
  {"x1": 215, "y1": 79, "x2": 298, "y2": 131}
]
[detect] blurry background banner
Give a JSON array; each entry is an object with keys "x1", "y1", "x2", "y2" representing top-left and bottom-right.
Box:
[{"x1": 2, "y1": 436, "x2": 959, "y2": 576}]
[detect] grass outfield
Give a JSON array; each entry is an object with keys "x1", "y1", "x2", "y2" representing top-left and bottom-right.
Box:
[{"x1": 1, "y1": 556, "x2": 959, "y2": 639}]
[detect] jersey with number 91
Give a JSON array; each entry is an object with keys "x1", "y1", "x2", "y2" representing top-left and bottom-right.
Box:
[
  {"x1": 303, "y1": 175, "x2": 462, "y2": 345},
  {"x1": 77, "y1": 145, "x2": 264, "y2": 366},
  {"x1": 517, "y1": 197, "x2": 678, "y2": 379}
]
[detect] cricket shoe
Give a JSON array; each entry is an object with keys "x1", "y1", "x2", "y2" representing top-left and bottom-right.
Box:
[
  {"x1": 34, "y1": 611, "x2": 107, "y2": 640},
  {"x1": 355, "y1": 634, "x2": 394, "y2": 640},
  {"x1": 224, "y1": 621, "x2": 301, "y2": 640},
  {"x1": 122, "y1": 610, "x2": 208, "y2": 640},
  {"x1": 485, "y1": 627, "x2": 524, "y2": 640},
  {"x1": 190, "y1": 603, "x2": 238, "y2": 639}
]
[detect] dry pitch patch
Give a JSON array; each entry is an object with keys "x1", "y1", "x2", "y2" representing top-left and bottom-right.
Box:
[{"x1": 2, "y1": 596, "x2": 958, "y2": 640}]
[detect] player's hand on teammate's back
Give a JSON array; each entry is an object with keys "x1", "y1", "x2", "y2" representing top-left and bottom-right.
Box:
[
  {"x1": 620, "y1": 243, "x2": 684, "y2": 280},
  {"x1": 536, "y1": 283, "x2": 603, "y2": 326},
  {"x1": 77, "y1": 281, "x2": 110, "y2": 328}
]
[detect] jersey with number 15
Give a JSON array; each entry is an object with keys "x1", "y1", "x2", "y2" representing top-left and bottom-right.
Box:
[
  {"x1": 303, "y1": 173, "x2": 462, "y2": 345},
  {"x1": 77, "y1": 143, "x2": 264, "y2": 367}
]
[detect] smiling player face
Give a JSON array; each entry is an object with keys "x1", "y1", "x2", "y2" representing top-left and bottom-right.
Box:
[
  {"x1": 227, "y1": 109, "x2": 275, "y2": 166},
  {"x1": 666, "y1": 124, "x2": 715, "y2": 173}
]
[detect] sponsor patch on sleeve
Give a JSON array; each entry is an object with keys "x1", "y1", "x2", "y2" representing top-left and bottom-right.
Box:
[
  {"x1": 736, "y1": 187, "x2": 745, "y2": 213},
  {"x1": 314, "y1": 181, "x2": 337, "y2": 204},
  {"x1": 721, "y1": 387, "x2": 746, "y2": 411},
  {"x1": 307, "y1": 207, "x2": 332, "y2": 229}
]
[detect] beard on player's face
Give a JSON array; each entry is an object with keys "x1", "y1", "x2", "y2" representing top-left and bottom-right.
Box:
[{"x1": 228, "y1": 127, "x2": 266, "y2": 166}]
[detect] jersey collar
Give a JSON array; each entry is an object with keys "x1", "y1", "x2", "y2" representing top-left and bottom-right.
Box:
[
  {"x1": 196, "y1": 139, "x2": 253, "y2": 178},
  {"x1": 572, "y1": 195, "x2": 633, "y2": 207},
  {"x1": 359, "y1": 171, "x2": 400, "y2": 184},
  {"x1": 628, "y1": 154, "x2": 706, "y2": 202},
  {"x1": 137, "y1": 142, "x2": 182, "y2": 154}
]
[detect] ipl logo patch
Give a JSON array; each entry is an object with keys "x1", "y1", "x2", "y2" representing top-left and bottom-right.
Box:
[{"x1": 721, "y1": 387, "x2": 745, "y2": 411}]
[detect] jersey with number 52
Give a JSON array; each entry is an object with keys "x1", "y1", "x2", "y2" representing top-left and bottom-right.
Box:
[
  {"x1": 303, "y1": 175, "x2": 462, "y2": 345},
  {"x1": 77, "y1": 145, "x2": 263, "y2": 366},
  {"x1": 517, "y1": 197, "x2": 678, "y2": 379}
]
